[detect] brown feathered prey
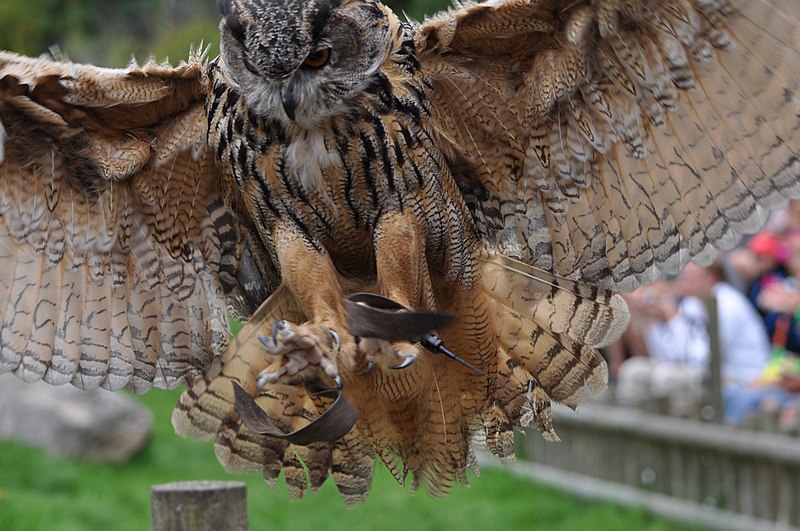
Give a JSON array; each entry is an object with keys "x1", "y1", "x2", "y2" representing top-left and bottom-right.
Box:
[{"x1": 1, "y1": 0, "x2": 799, "y2": 504}]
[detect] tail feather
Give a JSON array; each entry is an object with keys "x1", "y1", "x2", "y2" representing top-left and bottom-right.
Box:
[
  {"x1": 284, "y1": 442, "x2": 332, "y2": 499},
  {"x1": 481, "y1": 252, "x2": 630, "y2": 347},
  {"x1": 482, "y1": 251, "x2": 627, "y2": 409},
  {"x1": 495, "y1": 346, "x2": 559, "y2": 441},
  {"x1": 214, "y1": 418, "x2": 289, "y2": 480},
  {"x1": 330, "y1": 427, "x2": 376, "y2": 506}
]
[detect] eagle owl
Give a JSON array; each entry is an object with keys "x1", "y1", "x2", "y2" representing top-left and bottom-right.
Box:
[{"x1": 1, "y1": 0, "x2": 799, "y2": 504}]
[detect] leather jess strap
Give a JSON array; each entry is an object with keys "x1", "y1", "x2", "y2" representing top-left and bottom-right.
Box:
[
  {"x1": 232, "y1": 381, "x2": 358, "y2": 445},
  {"x1": 232, "y1": 293, "x2": 454, "y2": 445},
  {"x1": 344, "y1": 292, "x2": 455, "y2": 341}
]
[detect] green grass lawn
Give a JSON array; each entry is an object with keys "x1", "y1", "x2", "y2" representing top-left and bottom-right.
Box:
[{"x1": 0, "y1": 389, "x2": 702, "y2": 531}]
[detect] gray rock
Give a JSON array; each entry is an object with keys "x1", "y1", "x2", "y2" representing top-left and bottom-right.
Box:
[{"x1": 0, "y1": 373, "x2": 153, "y2": 462}]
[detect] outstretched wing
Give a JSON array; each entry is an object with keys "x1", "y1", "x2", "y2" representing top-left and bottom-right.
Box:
[
  {"x1": 417, "y1": 0, "x2": 800, "y2": 291},
  {"x1": 0, "y1": 50, "x2": 243, "y2": 393}
]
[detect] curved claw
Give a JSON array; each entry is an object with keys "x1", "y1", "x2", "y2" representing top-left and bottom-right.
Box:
[
  {"x1": 330, "y1": 329, "x2": 341, "y2": 352},
  {"x1": 271, "y1": 319, "x2": 287, "y2": 341},
  {"x1": 360, "y1": 359, "x2": 376, "y2": 377},
  {"x1": 390, "y1": 352, "x2": 418, "y2": 370},
  {"x1": 258, "y1": 334, "x2": 275, "y2": 351},
  {"x1": 307, "y1": 374, "x2": 344, "y2": 396}
]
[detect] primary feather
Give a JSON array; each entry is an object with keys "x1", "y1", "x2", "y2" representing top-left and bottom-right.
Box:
[{"x1": 1, "y1": 0, "x2": 799, "y2": 504}]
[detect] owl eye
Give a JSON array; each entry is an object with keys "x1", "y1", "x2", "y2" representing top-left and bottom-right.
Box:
[
  {"x1": 303, "y1": 48, "x2": 331, "y2": 69},
  {"x1": 242, "y1": 57, "x2": 259, "y2": 74}
]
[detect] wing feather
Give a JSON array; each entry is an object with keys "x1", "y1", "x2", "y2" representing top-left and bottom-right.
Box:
[
  {"x1": 418, "y1": 0, "x2": 800, "y2": 290},
  {"x1": 0, "y1": 244, "x2": 31, "y2": 378},
  {"x1": 75, "y1": 265, "x2": 112, "y2": 389},
  {"x1": 0, "y1": 50, "x2": 244, "y2": 392},
  {"x1": 50, "y1": 260, "x2": 84, "y2": 386},
  {"x1": 107, "y1": 269, "x2": 136, "y2": 391},
  {"x1": 21, "y1": 253, "x2": 59, "y2": 382}
]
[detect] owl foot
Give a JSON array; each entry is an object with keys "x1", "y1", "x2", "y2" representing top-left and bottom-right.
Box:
[
  {"x1": 344, "y1": 292, "x2": 453, "y2": 376},
  {"x1": 257, "y1": 320, "x2": 342, "y2": 390},
  {"x1": 359, "y1": 338, "x2": 420, "y2": 375}
]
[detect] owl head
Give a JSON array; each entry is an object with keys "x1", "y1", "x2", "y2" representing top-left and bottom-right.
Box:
[{"x1": 218, "y1": 0, "x2": 393, "y2": 126}]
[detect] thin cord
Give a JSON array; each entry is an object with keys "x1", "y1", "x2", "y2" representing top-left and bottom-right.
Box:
[{"x1": 420, "y1": 333, "x2": 536, "y2": 410}]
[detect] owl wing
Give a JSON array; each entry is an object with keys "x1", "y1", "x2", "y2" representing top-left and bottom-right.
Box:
[
  {"x1": 416, "y1": 0, "x2": 800, "y2": 291},
  {"x1": 0, "y1": 50, "x2": 246, "y2": 393}
]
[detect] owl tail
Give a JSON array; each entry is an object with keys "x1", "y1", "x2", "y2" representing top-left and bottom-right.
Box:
[
  {"x1": 171, "y1": 285, "x2": 375, "y2": 506},
  {"x1": 478, "y1": 252, "x2": 629, "y2": 447}
]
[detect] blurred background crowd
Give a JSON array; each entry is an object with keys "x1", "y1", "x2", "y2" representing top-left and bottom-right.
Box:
[{"x1": 608, "y1": 200, "x2": 800, "y2": 431}]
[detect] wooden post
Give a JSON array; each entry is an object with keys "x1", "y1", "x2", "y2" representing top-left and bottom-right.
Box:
[{"x1": 151, "y1": 481, "x2": 247, "y2": 531}]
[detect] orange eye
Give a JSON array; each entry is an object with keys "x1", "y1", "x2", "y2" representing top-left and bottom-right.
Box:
[
  {"x1": 303, "y1": 48, "x2": 331, "y2": 69},
  {"x1": 243, "y1": 57, "x2": 259, "y2": 74}
]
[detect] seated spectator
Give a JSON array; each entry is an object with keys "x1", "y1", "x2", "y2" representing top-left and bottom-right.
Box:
[
  {"x1": 728, "y1": 232, "x2": 788, "y2": 293},
  {"x1": 750, "y1": 233, "x2": 800, "y2": 353},
  {"x1": 727, "y1": 199, "x2": 799, "y2": 292},
  {"x1": 747, "y1": 230, "x2": 800, "y2": 429},
  {"x1": 615, "y1": 262, "x2": 775, "y2": 423}
]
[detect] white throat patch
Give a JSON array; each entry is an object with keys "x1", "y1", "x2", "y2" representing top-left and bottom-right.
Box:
[{"x1": 284, "y1": 130, "x2": 340, "y2": 192}]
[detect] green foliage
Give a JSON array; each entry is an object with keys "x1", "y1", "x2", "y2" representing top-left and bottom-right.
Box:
[
  {"x1": 148, "y1": 16, "x2": 221, "y2": 65},
  {"x1": 0, "y1": 388, "x2": 704, "y2": 531},
  {"x1": 387, "y1": 0, "x2": 451, "y2": 21},
  {"x1": 0, "y1": 0, "x2": 72, "y2": 56},
  {"x1": 0, "y1": 0, "x2": 450, "y2": 66},
  {"x1": 0, "y1": 0, "x2": 217, "y2": 65}
]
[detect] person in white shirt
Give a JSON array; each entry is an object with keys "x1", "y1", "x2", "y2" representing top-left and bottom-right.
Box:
[{"x1": 616, "y1": 262, "x2": 772, "y2": 420}]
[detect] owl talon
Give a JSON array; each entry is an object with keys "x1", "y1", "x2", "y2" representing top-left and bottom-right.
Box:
[
  {"x1": 255, "y1": 320, "x2": 342, "y2": 390},
  {"x1": 307, "y1": 373, "x2": 344, "y2": 396},
  {"x1": 271, "y1": 319, "x2": 287, "y2": 342},
  {"x1": 258, "y1": 333, "x2": 276, "y2": 352},
  {"x1": 256, "y1": 371, "x2": 271, "y2": 390},
  {"x1": 357, "y1": 338, "x2": 420, "y2": 373},
  {"x1": 360, "y1": 359, "x2": 377, "y2": 376},
  {"x1": 390, "y1": 351, "x2": 417, "y2": 370}
]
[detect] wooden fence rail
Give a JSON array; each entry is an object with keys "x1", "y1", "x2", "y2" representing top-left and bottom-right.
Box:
[{"x1": 518, "y1": 402, "x2": 800, "y2": 530}]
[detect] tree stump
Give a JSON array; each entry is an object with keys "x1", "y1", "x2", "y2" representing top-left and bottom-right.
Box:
[{"x1": 151, "y1": 481, "x2": 247, "y2": 531}]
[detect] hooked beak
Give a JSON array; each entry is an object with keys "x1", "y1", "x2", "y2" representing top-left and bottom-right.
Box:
[{"x1": 280, "y1": 84, "x2": 298, "y2": 121}]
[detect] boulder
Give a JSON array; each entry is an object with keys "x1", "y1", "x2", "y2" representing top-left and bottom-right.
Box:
[{"x1": 0, "y1": 373, "x2": 153, "y2": 462}]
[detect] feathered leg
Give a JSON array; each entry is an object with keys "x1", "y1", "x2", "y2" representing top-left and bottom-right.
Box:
[
  {"x1": 255, "y1": 209, "x2": 435, "y2": 384},
  {"x1": 255, "y1": 223, "x2": 353, "y2": 388},
  {"x1": 359, "y1": 209, "x2": 434, "y2": 372}
]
